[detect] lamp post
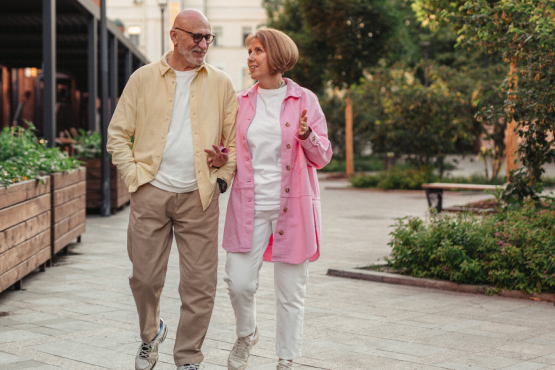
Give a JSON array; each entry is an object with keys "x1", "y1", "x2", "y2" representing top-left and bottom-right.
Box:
[
  {"x1": 157, "y1": 0, "x2": 168, "y2": 56},
  {"x1": 420, "y1": 41, "x2": 432, "y2": 87}
]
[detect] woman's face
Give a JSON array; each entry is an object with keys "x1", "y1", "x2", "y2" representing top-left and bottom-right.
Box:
[{"x1": 247, "y1": 38, "x2": 271, "y2": 81}]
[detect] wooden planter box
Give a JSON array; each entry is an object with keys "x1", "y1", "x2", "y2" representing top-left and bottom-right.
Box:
[
  {"x1": 0, "y1": 177, "x2": 51, "y2": 292},
  {"x1": 51, "y1": 167, "x2": 86, "y2": 256},
  {"x1": 82, "y1": 158, "x2": 130, "y2": 213}
]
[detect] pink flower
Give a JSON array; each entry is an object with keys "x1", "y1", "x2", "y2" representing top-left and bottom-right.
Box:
[{"x1": 498, "y1": 241, "x2": 504, "y2": 245}]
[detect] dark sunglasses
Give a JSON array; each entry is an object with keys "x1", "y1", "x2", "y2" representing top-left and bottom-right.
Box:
[{"x1": 173, "y1": 27, "x2": 215, "y2": 44}]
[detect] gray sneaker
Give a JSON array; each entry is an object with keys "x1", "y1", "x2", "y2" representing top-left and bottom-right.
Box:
[
  {"x1": 135, "y1": 319, "x2": 168, "y2": 370},
  {"x1": 277, "y1": 360, "x2": 294, "y2": 370},
  {"x1": 227, "y1": 327, "x2": 259, "y2": 370},
  {"x1": 177, "y1": 365, "x2": 203, "y2": 370}
]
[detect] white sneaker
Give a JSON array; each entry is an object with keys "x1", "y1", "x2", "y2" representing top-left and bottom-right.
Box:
[
  {"x1": 277, "y1": 360, "x2": 294, "y2": 370},
  {"x1": 227, "y1": 327, "x2": 259, "y2": 370},
  {"x1": 135, "y1": 319, "x2": 168, "y2": 370},
  {"x1": 177, "y1": 365, "x2": 203, "y2": 370}
]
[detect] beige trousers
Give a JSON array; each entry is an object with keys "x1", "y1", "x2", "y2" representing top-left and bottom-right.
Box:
[{"x1": 128, "y1": 183, "x2": 219, "y2": 365}]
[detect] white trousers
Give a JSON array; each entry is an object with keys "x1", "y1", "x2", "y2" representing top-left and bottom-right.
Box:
[{"x1": 224, "y1": 209, "x2": 309, "y2": 360}]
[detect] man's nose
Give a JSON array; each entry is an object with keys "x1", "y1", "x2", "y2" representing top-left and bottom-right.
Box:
[{"x1": 197, "y1": 38, "x2": 208, "y2": 50}]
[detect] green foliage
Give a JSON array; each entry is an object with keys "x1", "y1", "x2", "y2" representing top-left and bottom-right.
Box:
[
  {"x1": 350, "y1": 165, "x2": 506, "y2": 190},
  {"x1": 72, "y1": 129, "x2": 102, "y2": 159},
  {"x1": 387, "y1": 199, "x2": 555, "y2": 294},
  {"x1": 0, "y1": 123, "x2": 81, "y2": 188},
  {"x1": 415, "y1": 0, "x2": 555, "y2": 201},
  {"x1": 319, "y1": 157, "x2": 384, "y2": 172},
  {"x1": 264, "y1": 0, "x2": 396, "y2": 91}
]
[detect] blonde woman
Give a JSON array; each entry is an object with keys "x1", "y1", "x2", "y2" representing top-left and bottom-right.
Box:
[{"x1": 222, "y1": 29, "x2": 332, "y2": 370}]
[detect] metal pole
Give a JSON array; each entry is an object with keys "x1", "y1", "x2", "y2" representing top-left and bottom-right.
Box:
[
  {"x1": 160, "y1": 5, "x2": 166, "y2": 55},
  {"x1": 88, "y1": 16, "x2": 98, "y2": 132},
  {"x1": 124, "y1": 49, "x2": 133, "y2": 83},
  {"x1": 100, "y1": 0, "x2": 111, "y2": 217},
  {"x1": 42, "y1": 0, "x2": 56, "y2": 147},
  {"x1": 109, "y1": 35, "x2": 118, "y2": 117}
]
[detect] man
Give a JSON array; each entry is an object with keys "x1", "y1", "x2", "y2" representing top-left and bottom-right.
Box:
[{"x1": 107, "y1": 9, "x2": 237, "y2": 370}]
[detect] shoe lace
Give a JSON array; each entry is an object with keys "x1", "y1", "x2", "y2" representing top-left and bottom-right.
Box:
[
  {"x1": 232, "y1": 336, "x2": 250, "y2": 358},
  {"x1": 138, "y1": 342, "x2": 154, "y2": 359}
]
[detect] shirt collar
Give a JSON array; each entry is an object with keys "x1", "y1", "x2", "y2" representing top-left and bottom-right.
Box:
[
  {"x1": 240, "y1": 78, "x2": 302, "y2": 99},
  {"x1": 158, "y1": 50, "x2": 207, "y2": 76}
]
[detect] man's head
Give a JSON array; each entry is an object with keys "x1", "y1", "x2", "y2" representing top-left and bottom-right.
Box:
[{"x1": 170, "y1": 9, "x2": 212, "y2": 67}]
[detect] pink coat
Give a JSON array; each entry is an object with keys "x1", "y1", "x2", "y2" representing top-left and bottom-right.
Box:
[{"x1": 222, "y1": 79, "x2": 333, "y2": 264}]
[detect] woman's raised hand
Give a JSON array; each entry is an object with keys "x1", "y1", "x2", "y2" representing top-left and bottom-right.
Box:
[
  {"x1": 298, "y1": 109, "x2": 311, "y2": 140},
  {"x1": 204, "y1": 145, "x2": 229, "y2": 168}
]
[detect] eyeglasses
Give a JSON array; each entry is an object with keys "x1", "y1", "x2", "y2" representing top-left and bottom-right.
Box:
[{"x1": 173, "y1": 27, "x2": 216, "y2": 44}]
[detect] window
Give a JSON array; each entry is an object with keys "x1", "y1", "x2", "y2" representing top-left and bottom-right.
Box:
[
  {"x1": 213, "y1": 26, "x2": 223, "y2": 47},
  {"x1": 242, "y1": 26, "x2": 252, "y2": 45},
  {"x1": 128, "y1": 26, "x2": 141, "y2": 46}
]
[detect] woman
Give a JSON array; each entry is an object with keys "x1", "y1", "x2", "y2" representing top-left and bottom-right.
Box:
[{"x1": 222, "y1": 28, "x2": 332, "y2": 370}]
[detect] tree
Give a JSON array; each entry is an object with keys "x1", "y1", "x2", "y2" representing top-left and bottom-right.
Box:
[
  {"x1": 265, "y1": 0, "x2": 395, "y2": 174},
  {"x1": 414, "y1": 0, "x2": 555, "y2": 201}
]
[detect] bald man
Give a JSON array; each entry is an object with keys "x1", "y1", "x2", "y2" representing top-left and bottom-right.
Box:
[{"x1": 107, "y1": 9, "x2": 237, "y2": 370}]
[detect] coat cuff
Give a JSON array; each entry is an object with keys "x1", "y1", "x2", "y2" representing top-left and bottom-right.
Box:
[{"x1": 295, "y1": 129, "x2": 320, "y2": 149}]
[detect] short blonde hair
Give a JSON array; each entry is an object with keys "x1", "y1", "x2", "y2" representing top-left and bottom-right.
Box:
[{"x1": 245, "y1": 28, "x2": 299, "y2": 75}]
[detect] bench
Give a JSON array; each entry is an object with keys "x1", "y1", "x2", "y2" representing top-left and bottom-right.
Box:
[{"x1": 422, "y1": 183, "x2": 501, "y2": 212}]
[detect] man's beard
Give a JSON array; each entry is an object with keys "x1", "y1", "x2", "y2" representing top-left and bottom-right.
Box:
[{"x1": 177, "y1": 44, "x2": 206, "y2": 66}]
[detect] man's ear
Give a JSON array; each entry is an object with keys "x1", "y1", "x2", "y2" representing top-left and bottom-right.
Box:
[{"x1": 170, "y1": 30, "x2": 178, "y2": 45}]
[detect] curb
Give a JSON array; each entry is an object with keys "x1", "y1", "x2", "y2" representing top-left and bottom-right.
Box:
[{"x1": 327, "y1": 268, "x2": 555, "y2": 303}]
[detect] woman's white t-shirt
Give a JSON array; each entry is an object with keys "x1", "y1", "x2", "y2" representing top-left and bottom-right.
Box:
[{"x1": 246, "y1": 85, "x2": 287, "y2": 211}]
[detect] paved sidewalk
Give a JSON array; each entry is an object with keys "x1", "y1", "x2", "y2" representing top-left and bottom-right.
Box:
[{"x1": 1, "y1": 181, "x2": 555, "y2": 370}]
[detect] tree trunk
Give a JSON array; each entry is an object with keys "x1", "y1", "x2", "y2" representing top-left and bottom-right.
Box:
[
  {"x1": 345, "y1": 87, "x2": 354, "y2": 175},
  {"x1": 506, "y1": 63, "x2": 518, "y2": 180}
]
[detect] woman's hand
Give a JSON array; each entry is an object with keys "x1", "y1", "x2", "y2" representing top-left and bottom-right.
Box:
[
  {"x1": 298, "y1": 109, "x2": 311, "y2": 140},
  {"x1": 204, "y1": 145, "x2": 229, "y2": 168}
]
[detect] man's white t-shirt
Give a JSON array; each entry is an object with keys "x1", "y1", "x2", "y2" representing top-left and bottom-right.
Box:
[
  {"x1": 150, "y1": 69, "x2": 198, "y2": 193},
  {"x1": 247, "y1": 85, "x2": 287, "y2": 211}
]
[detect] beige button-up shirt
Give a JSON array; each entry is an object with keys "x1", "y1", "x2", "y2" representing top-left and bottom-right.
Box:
[{"x1": 107, "y1": 51, "x2": 238, "y2": 210}]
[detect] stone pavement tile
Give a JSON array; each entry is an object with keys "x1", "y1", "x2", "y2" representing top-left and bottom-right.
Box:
[
  {"x1": 393, "y1": 320, "x2": 441, "y2": 329},
  {"x1": 364, "y1": 349, "x2": 417, "y2": 361},
  {"x1": 323, "y1": 352, "x2": 402, "y2": 369},
  {"x1": 446, "y1": 353, "x2": 520, "y2": 369},
  {"x1": 473, "y1": 322, "x2": 529, "y2": 335},
  {"x1": 2, "y1": 346, "x2": 106, "y2": 370},
  {"x1": 0, "y1": 318, "x2": 25, "y2": 326},
  {"x1": 62, "y1": 304, "x2": 121, "y2": 314},
  {"x1": 379, "y1": 341, "x2": 448, "y2": 357},
  {"x1": 410, "y1": 349, "x2": 470, "y2": 365},
  {"x1": 435, "y1": 362, "x2": 490, "y2": 370},
  {"x1": 29, "y1": 340, "x2": 136, "y2": 368},
  {"x1": 498, "y1": 363, "x2": 549, "y2": 370},
  {"x1": 493, "y1": 341, "x2": 555, "y2": 357},
  {"x1": 0, "y1": 351, "x2": 27, "y2": 364},
  {"x1": 460, "y1": 348, "x2": 536, "y2": 362},
  {"x1": 387, "y1": 363, "x2": 452, "y2": 370},
  {"x1": 415, "y1": 331, "x2": 493, "y2": 351},
  {"x1": 23, "y1": 298, "x2": 78, "y2": 306},
  {"x1": 0, "y1": 329, "x2": 48, "y2": 343},
  {"x1": 0, "y1": 360, "x2": 58, "y2": 370},
  {"x1": 40, "y1": 318, "x2": 109, "y2": 333},
  {"x1": 9, "y1": 312, "x2": 60, "y2": 323}
]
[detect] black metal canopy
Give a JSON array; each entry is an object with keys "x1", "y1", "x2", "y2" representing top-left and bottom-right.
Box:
[{"x1": 0, "y1": 0, "x2": 148, "y2": 92}]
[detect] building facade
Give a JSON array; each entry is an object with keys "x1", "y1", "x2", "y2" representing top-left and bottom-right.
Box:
[{"x1": 106, "y1": 0, "x2": 266, "y2": 91}]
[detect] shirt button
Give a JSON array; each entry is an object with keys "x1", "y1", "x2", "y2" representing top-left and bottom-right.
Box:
[
  {"x1": 157, "y1": 154, "x2": 160, "y2": 157},
  {"x1": 172, "y1": 81, "x2": 175, "y2": 83},
  {"x1": 286, "y1": 166, "x2": 291, "y2": 170},
  {"x1": 279, "y1": 230, "x2": 284, "y2": 235},
  {"x1": 169, "y1": 99, "x2": 172, "y2": 102},
  {"x1": 285, "y1": 122, "x2": 290, "y2": 127},
  {"x1": 283, "y1": 207, "x2": 288, "y2": 212},
  {"x1": 285, "y1": 188, "x2": 290, "y2": 193},
  {"x1": 166, "y1": 117, "x2": 169, "y2": 120},
  {"x1": 162, "y1": 135, "x2": 165, "y2": 138},
  {"x1": 286, "y1": 144, "x2": 291, "y2": 149}
]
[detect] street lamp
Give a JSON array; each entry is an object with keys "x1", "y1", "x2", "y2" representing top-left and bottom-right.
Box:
[
  {"x1": 156, "y1": 0, "x2": 168, "y2": 56},
  {"x1": 420, "y1": 41, "x2": 432, "y2": 87}
]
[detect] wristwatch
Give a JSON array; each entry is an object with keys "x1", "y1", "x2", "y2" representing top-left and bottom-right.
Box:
[{"x1": 217, "y1": 178, "x2": 228, "y2": 194}]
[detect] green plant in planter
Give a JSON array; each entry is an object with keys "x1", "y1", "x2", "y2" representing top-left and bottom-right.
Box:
[
  {"x1": 387, "y1": 198, "x2": 555, "y2": 294},
  {"x1": 0, "y1": 123, "x2": 81, "y2": 187},
  {"x1": 72, "y1": 129, "x2": 101, "y2": 159}
]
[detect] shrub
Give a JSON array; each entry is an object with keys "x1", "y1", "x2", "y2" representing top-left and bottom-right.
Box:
[
  {"x1": 72, "y1": 129, "x2": 101, "y2": 159},
  {"x1": 0, "y1": 124, "x2": 81, "y2": 187},
  {"x1": 320, "y1": 157, "x2": 384, "y2": 173},
  {"x1": 350, "y1": 165, "x2": 507, "y2": 190},
  {"x1": 386, "y1": 200, "x2": 555, "y2": 294}
]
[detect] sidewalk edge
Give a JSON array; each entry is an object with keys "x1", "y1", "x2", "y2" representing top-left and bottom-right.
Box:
[{"x1": 327, "y1": 268, "x2": 555, "y2": 303}]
